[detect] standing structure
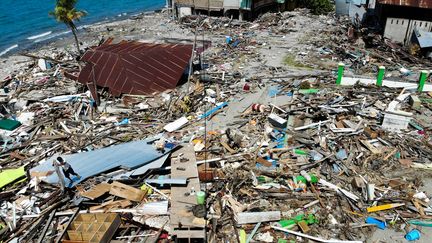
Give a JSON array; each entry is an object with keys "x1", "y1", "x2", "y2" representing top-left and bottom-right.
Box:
[{"x1": 174, "y1": 0, "x2": 293, "y2": 20}]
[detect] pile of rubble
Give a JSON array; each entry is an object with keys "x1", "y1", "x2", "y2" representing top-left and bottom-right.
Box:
[{"x1": 0, "y1": 9, "x2": 432, "y2": 243}]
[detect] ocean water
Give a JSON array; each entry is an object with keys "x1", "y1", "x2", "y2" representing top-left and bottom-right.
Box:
[{"x1": 0, "y1": 0, "x2": 165, "y2": 56}]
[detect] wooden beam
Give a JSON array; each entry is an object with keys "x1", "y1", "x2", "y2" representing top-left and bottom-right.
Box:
[{"x1": 170, "y1": 145, "x2": 205, "y2": 239}]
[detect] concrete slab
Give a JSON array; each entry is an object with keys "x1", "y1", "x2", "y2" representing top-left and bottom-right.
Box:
[{"x1": 341, "y1": 77, "x2": 432, "y2": 92}]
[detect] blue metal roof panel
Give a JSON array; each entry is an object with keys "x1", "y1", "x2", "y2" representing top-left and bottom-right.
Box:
[
  {"x1": 30, "y1": 139, "x2": 176, "y2": 187},
  {"x1": 414, "y1": 29, "x2": 432, "y2": 48}
]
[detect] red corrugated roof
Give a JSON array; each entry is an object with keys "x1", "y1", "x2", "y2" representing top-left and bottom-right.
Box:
[
  {"x1": 78, "y1": 41, "x2": 193, "y2": 99},
  {"x1": 378, "y1": 0, "x2": 432, "y2": 9}
]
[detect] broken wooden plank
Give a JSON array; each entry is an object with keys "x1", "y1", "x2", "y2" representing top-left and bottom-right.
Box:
[
  {"x1": 109, "y1": 181, "x2": 145, "y2": 202},
  {"x1": 360, "y1": 140, "x2": 381, "y2": 155},
  {"x1": 170, "y1": 145, "x2": 205, "y2": 238},
  {"x1": 81, "y1": 183, "x2": 112, "y2": 200},
  {"x1": 235, "y1": 211, "x2": 281, "y2": 225}
]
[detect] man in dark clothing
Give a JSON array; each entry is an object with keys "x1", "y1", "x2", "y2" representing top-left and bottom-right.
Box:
[{"x1": 54, "y1": 157, "x2": 81, "y2": 184}]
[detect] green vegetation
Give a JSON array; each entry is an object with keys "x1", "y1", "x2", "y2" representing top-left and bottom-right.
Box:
[
  {"x1": 300, "y1": 0, "x2": 334, "y2": 15},
  {"x1": 50, "y1": 0, "x2": 87, "y2": 55},
  {"x1": 283, "y1": 54, "x2": 312, "y2": 69}
]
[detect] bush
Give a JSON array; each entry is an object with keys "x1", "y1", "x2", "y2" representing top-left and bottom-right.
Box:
[{"x1": 300, "y1": 0, "x2": 334, "y2": 15}]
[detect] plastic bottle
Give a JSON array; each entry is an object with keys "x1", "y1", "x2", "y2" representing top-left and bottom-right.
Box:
[{"x1": 405, "y1": 229, "x2": 421, "y2": 241}]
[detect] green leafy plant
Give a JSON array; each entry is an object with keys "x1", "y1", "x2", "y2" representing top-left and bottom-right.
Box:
[
  {"x1": 50, "y1": 0, "x2": 87, "y2": 55},
  {"x1": 300, "y1": 0, "x2": 334, "y2": 15}
]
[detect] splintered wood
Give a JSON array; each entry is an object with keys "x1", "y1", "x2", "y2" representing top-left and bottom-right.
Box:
[
  {"x1": 80, "y1": 183, "x2": 112, "y2": 200},
  {"x1": 170, "y1": 145, "x2": 205, "y2": 239},
  {"x1": 109, "y1": 181, "x2": 146, "y2": 202}
]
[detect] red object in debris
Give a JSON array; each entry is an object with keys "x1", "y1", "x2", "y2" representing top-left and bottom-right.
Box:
[
  {"x1": 243, "y1": 83, "x2": 250, "y2": 91},
  {"x1": 159, "y1": 233, "x2": 169, "y2": 239},
  {"x1": 252, "y1": 104, "x2": 266, "y2": 113},
  {"x1": 77, "y1": 40, "x2": 193, "y2": 101}
]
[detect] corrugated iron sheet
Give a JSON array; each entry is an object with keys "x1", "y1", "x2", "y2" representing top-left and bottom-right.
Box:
[
  {"x1": 378, "y1": 0, "x2": 432, "y2": 9},
  {"x1": 30, "y1": 139, "x2": 177, "y2": 187},
  {"x1": 78, "y1": 41, "x2": 193, "y2": 97},
  {"x1": 413, "y1": 28, "x2": 432, "y2": 48}
]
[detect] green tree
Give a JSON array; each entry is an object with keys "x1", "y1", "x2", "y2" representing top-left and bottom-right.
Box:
[
  {"x1": 50, "y1": 0, "x2": 87, "y2": 54},
  {"x1": 300, "y1": 0, "x2": 333, "y2": 15}
]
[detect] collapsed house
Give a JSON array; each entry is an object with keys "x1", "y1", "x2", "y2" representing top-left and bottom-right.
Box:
[
  {"x1": 337, "y1": 0, "x2": 432, "y2": 54},
  {"x1": 68, "y1": 40, "x2": 194, "y2": 103},
  {"x1": 378, "y1": 0, "x2": 432, "y2": 46}
]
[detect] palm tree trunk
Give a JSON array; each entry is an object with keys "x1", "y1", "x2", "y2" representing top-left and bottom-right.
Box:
[{"x1": 70, "y1": 25, "x2": 81, "y2": 55}]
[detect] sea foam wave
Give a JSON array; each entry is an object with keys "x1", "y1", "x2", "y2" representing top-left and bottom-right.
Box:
[
  {"x1": 0, "y1": 44, "x2": 18, "y2": 57},
  {"x1": 27, "y1": 31, "x2": 52, "y2": 40},
  {"x1": 34, "y1": 30, "x2": 70, "y2": 43}
]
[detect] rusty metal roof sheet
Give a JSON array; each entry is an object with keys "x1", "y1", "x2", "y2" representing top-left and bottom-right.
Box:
[
  {"x1": 378, "y1": 0, "x2": 432, "y2": 9},
  {"x1": 78, "y1": 41, "x2": 193, "y2": 97}
]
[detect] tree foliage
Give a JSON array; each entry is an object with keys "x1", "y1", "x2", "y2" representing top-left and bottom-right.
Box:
[
  {"x1": 50, "y1": 0, "x2": 87, "y2": 54},
  {"x1": 300, "y1": 0, "x2": 334, "y2": 15}
]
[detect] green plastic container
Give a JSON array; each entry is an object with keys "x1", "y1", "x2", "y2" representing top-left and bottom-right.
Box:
[
  {"x1": 299, "y1": 89, "x2": 319, "y2": 94},
  {"x1": 296, "y1": 174, "x2": 318, "y2": 184},
  {"x1": 279, "y1": 219, "x2": 296, "y2": 228},
  {"x1": 307, "y1": 214, "x2": 318, "y2": 224},
  {"x1": 0, "y1": 119, "x2": 21, "y2": 131},
  {"x1": 309, "y1": 174, "x2": 318, "y2": 184},
  {"x1": 294, "y1": 149, "x2": 308, "y2": 155},
  {"x1": 196, "y1": 191, "x2": 205, "y2": 205},
  {"x1": 257, "y1": 175, "x2": 272, "y2": 183},
  {"x1": 296, "y1": 176, "x2": 307, "y2": 184}
]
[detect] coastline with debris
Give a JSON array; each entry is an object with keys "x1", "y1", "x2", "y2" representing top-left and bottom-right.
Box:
[
  {"x1": 1, "y1": 3, "x2": 432, "y2": 243},
  {"x1": 0, "y1": 9, "x2": 178, "y2": 79}
]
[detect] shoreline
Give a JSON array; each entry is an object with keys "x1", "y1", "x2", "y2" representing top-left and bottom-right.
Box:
[
  {"x1": 0, "y1": 6, "x2": 165, "y2": 58},
  {"x1": 0, "y1": 9, "x2": 177, "y2": 80}
]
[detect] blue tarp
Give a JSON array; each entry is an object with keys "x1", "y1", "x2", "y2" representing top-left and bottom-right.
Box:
[{"x1": 31, "y1": 139, "x2": 176, "y2": 187}]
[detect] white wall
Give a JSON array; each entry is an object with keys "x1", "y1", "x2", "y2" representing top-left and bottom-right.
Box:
[
  {"x1": 224, "y1": 0, "x2": 240, "y2": 10},
  {"x1": 179, "y1": 7, "x2": 192, "y2": 18},
  {"x1": 384, "y1": 18, "x2": 410, "y2": 44},
  {"x1": 406, "y1": 20, "x2": 432, "y2": 45},
  {"x1": 384, "y1": 18, "x2": 432, "y2": 45}
]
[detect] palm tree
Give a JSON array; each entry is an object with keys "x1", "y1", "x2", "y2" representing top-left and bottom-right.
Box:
[{"x1": 50, "y1": 0, "x2": 87, "y2": 55}]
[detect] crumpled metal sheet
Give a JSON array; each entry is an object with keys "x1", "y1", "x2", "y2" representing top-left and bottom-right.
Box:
[
  {"x1": 78, "y1": 41, "x2": 193, "y2": 97},
  {"x1": 30, "y1": 138, "x2": 176, "y2": 187}
]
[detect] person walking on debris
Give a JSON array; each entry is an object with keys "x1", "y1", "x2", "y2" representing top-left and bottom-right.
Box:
[
  {"x1": 52, "y1": 159, "x2": 66, "y2": 192},
  {"x1": 53, "y1": 157, "x2": 81, "y2": 185}
]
